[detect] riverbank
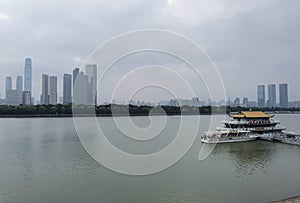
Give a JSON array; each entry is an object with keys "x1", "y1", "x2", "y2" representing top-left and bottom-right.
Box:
[
  {"x1": 0, "y1": 112, "x2": 212, "y2": 118},
  {"x1": 1, "y1": 111, "x2": 300, "y2": 118},
  {"x1": 272, "y1": 195, "x2": 300, "y2": 203},
  {"x1": 0, "y1": 104, "x2": 300, "y2": 118}
]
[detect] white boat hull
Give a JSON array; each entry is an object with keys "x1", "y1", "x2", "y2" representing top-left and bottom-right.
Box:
[{"x1": 201, "y1": 136, "x2": 257, "y2": 144}]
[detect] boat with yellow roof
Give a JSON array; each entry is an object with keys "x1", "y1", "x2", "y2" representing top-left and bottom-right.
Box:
[{"x1": 201, "y1": 111, "x2": 286, "y2": 144}]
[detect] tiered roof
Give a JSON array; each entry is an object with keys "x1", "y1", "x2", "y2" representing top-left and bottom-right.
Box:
[{"x1": 230, "y1": 111, "x2": 271, "y2": 119}]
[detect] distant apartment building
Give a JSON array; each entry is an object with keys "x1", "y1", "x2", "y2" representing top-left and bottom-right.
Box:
[
  {"x1": 22, "y1": 91, "x2": 32, "y2": 105},
  {"x1": 49, "y1": 76, "x2": 58, "y2": 105},
  {"x1": 257, "y1": 85, "x2": 265, "y2": 107},
  {"x1": 16, "y1": 76, "x2": 23, "y2": 92},
  {"x1": 40, "y1": 74, "x2": 49, "y2": 105},
  {"x1": 5, "y1": 76, "x2": 12, "y2": 100},
  {"x1": 86, "y1": 64, "x2": 97, "y2": 105},
  {"x1": 59, "y1": 96, "x2": 63, "y2": 104},
  {"x1": 73, "y1": 65, "x2": 98, "y2": 105},
  {"x1": 73, "y1": 67, "x2": 79, "y2": 88},
  {"x1": 267, "y1": 84, "x2": 276, "y2": 108},
  {"x1": 279, "y1": 83, "x2": 288, "y2": 108},
  {"x1": 233, "y1": 97, "x2": 240, "y2": 107},
  {"x1": 0, "y1": 98, "x2": 5, "y2": 105},
  {"x1": 169, "y1": 99, "x2": 179, "y2": 107},
  {"x1": 242, "y1": 97, "x2": 249, "y2": 107},
  {"x1": 6, "y1": 90, "x2": 22, "y2": 105},
  {"x1": 31, "y1": 97, "x2": 35, "y2": 105},
  {"x1": 73, "y1": 72, "x2": 89, "y2": 105},
  {"x1": 63, "y1": 74, "x2": 72, "y2": 104}
]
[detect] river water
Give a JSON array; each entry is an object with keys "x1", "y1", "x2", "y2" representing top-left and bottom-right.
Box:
[{"x1": 0, "y1": 114, "x2": 299, "y2": 203}]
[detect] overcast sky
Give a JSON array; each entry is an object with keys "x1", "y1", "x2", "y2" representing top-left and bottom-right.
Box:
[{"x1": 0, "y1": 0, "x2": 299, "y2": 103}]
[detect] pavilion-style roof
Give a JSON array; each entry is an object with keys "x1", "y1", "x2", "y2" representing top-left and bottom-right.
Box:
[{"x1": 230, "y1": 111, "x2": 271, "y2": 119}]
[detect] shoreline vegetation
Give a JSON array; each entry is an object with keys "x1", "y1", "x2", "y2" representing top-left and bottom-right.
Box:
[{"x1": 0, "y1": 104, "x2": 300, "y2": 118}]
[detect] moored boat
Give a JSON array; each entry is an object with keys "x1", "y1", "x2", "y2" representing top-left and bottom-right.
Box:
[
  {"x1": 201, "y1": 129, "x2": 257, "y2": 144},
  {"x1": 201, "y1": 111, "x2": 285, "y2": 144},
  {"x1": 224, "y1": 111, "x2": 286, "y2": 134}
]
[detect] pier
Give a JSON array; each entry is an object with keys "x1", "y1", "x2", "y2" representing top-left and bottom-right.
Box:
[{"x1": 257, "y1": 132, "x2": 300, "y2": 146}]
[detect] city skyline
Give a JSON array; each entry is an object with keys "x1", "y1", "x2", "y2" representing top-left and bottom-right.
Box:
[
  {"x1": 1, "y1": 61, "x2": 300, "y2": 108},
  {"x1": 0, "y1": 59, "x2": 298, "y2": 107},
  {"x1": 0, "y1": 57, "x2": 299, "y2": 104},
  {"x1": 0, "y1": 65, "x2": 298, "y2": 107}
]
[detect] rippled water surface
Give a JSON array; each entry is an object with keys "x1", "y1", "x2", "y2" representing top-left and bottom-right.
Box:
[{"x1": 0, "y1": 115, "x2": 300, "y2": 203}]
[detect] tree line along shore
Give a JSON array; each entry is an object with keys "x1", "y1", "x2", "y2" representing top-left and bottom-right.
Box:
[{"x1": 0, "y1": 104, "x2": 299, "y2": 117}]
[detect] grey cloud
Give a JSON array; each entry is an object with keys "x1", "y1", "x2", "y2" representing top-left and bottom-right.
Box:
[{"x1": 0, "y1": 0, "x2": 299, "y2": 101}]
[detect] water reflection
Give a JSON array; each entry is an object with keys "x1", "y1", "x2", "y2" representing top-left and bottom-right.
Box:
[
  {"x1": 161, "y1": 186, "x2": 217, "y2": 203},
  {"x1": 213, "y1": 141, "x2": 275, "y2": 178}
]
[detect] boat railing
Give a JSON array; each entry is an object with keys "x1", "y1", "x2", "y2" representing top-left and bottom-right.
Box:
[
  {"x1": 223, "y1": 120, "x2": 248, "y2": 125},
  {"x1": 252, "y1": 126, "x2": 286, "y2": 131},
  {"x1": 217, "y1": 126, "x2": 286, "y2": 132},
  {"x1": 223, "y1": 120, "x2": 280, "y2": 125}
]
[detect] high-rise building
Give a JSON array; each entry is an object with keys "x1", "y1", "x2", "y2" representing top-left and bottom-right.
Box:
[
  {"x1": 267, "y1": 84, "x2": 276, "y2": 108},
  {"x1": 22, "y1": 91, "x2": 31, "y2": 105},
  {"x1": 73, "y1": 67, "x2": 79, "y2": 88},
  {"x1": 86, "y1": 64, "x2": 97, "y2": 105},
  {"x1": 5, "y1": 76, "x2": 12, "y2": 100},
  {"x1": 59, "y1": 96, "x2": 63, "y2": 104},
  {"x1": 243, "y1": 97, "x2": 249, "y2": 107},
  {"x1": 233, "y1": 97, "x2": 240, "y2": 107},
  {"x1": 24, "y1": 58, "x2": 32, "y2": 93},
  {"x1": 169, "y1": 99, "x2": 179, "y2": 107},
  {"x1": 257, "y1": 85, "x2": 265, "y2": 107},
  {"x1": 73, "y1": 72, "x2": 89, "y2": 105},
  {"x1": 49, "y1": 76, "x2": 57, "y2": 105},
  {"x1": 6, "y1": 90, "x2": 22, "y2": 105},
  {"x1": 31, "y1": 97, "x2": 35, "y2": 105},
  {"x1": 63, "y1": 74, "x2": 72, "y2": 104},
  {"x1": 279, "y1": 83, "x2": 288, "y2": 108},
  {"x1": 16, "y1": 76, "x2": 23, "y2": 92},
  {"x1": 40, "y1": 74, "x2": 49, "y2": 105}
]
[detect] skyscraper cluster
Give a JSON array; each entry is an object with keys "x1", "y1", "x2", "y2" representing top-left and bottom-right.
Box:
[
  {"x1": 0, "y1": 58, "x2": 293, "y2": 108},
  {"x1": 40, "y1": 64, "x2": 98, "y2": 105},
  {"x1": 257, "y1": 83, "x2": 289, "y2": 108},
  {"x1": 40, "y1": 74, "x2": 58, "y2": 105},
  {"x1": 73, "y1": 64, "x2": 97, "y2": 105},
  {"x1": 3, "y1": 58, "x2": 32, "y2": 106},
  {"x1": 1, "y1": 58, "x2": 98, "y2": 106}
]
